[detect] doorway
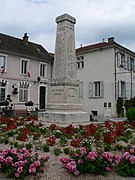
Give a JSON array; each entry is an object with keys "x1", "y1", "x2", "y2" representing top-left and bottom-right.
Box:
[{"x1": 39, "y1": 86, "x2": 46, "y2": 109}]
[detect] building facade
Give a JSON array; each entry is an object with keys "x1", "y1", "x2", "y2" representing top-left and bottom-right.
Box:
[
  {"x1": 76, "y1": 37, "x2": 135, "y2": 117},
  {"x1": 0, "y1": 33, "x2": 53, "y2": 113}
]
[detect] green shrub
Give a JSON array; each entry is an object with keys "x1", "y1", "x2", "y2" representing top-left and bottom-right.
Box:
[
  {"x1": 53, "y1": 147, "x2": 62, "y2": 156},
  {"x1": 126, "y1": 108, "x2": 135, "y2": 122},
  {"x1": 64, "y1": 147, "x2": 70, "y2": 154},
  {"x1": 125, "y1": 97, "x2": 135, "y2": 111},
  {"x1": 43, "y1": 144, "x2": 50, "y2": 152}
]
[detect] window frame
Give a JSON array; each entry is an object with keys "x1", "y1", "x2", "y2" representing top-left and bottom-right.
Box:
[
  {"x1": 76, "y1": 56, "x2": 84, "y2": 69},
  {"x1": 39, "y1": 62, "x2": 47, "y2": 78},
  {"x1": 20, "y1": 58, "x2": 30, "y2": 75},
  {"x1": 19, "y1": 84, "x2": 29, "y2": 102},
  {"x1": 0, "y1": 53, "x2": 7, "y2": 73},
  {"x1": 88, "y1": 81, "x2": 104, "y2": 98}
]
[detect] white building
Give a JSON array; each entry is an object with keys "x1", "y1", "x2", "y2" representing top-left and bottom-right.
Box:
[
  {"x1": 0, "y1": 33, "x2": 53, "y2": 114},
  {"x1": 76, "y1": 37, "x2": 135, "y2": 117}
]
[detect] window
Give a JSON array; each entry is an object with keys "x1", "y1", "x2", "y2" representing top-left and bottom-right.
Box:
[
  {"x1": 19, "y1": 84, "x2": 29, "y2": 102},
  {"x1": 120, "y1": 53, "x2": 125, "y2": 68},
  {"x1": 21, "y1": 59, "x2": 29, "y2": 75},
  {"x1": 130, "y1": 58, "x2": 135, "y2": 72},
  {"x1": 76, "y1": 56, "x2": 84, "y2": 69},
  {"x1": 108, "y1": 102, "x2": 111, "y2": 107},
  {"x1": 0, "y1": 85, "x2": 5, "y2": 101},
  {"x1": 94, "y1": 81, "x2": 100, "y2": 96},
  {"x1": 40, "y1": 62, "x2": 47, "y2": 77},
  {"x1": 118, "y1": 80, "x2": 126, "y2": 98},
  {"x1": 88, "y1": 81, "x2": 104, "y2": 98},
  {"x1": 0, "y1": 55, "x2": 6, "y2": 73},
  {"x1": 104, "y1": 102, "x2": 107, "y2": 107}
]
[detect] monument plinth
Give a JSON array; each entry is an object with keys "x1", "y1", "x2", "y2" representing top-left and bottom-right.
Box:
[{"x1": 38, "y1": 13, "x2": 89, "y2": 126}]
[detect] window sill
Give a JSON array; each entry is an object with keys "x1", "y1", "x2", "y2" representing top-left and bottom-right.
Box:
[{"x1": 89, "y1": 96, "x2": 103, "y2": 99}]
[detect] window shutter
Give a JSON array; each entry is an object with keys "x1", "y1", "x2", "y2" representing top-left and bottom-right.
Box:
[
  {"x1": 117, "y1": 53, "x2": 121, "y2": 67},
  {"x1": 79, "y1": 82, "x2": 83, "y2": 97},
  {"x1": 125, "y1": 56, "x2": 128, "y2": 70},
  {"x1": 88, "y1": 82, "x2": 93, "y2": 98},
  {"x1": 118, "y1": 80, "x2": 121, "y2": 97},
  {"x1": 100, "y1": 81, "x2": 104, "y2": 97},
  {"x1": 128, "y1": 83, "x2": 131, "y2": 99},
  {"x1": 126, "y1": 82, "x2": 128, "y2": 98}
]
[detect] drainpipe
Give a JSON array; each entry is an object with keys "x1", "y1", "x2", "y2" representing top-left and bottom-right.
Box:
[{"x1": 114, "y1": 47, "x2": 117, "y2": 100}]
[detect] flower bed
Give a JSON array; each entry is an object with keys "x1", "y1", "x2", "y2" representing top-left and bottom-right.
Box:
[
  {"x1": 0, "y1": 147, "x2": 49, "y2": 179},
  {"x1": 0, "y1": 116, "x2": 135, "y2": 178}
]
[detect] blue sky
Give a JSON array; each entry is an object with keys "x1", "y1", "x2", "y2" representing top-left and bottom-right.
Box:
[{"x1": 1, "y1": 0, "x2": 135, "y2": 53}]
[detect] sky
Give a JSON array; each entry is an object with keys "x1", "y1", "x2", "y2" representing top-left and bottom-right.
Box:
[{"x1": 1, "y1": 0, "x2": 135, "y2": 53}]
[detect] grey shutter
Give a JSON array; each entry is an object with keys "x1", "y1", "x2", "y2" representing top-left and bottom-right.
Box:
[
  {"x1": 117, "y1": 53, "x2": 121, "y2": 67},
  {"x1": 100, "y1": 81, "x2": 104, "y2": 97},
  {"x1": 79, "y1": 82, "x2": 83, "y2": 97},
  {"x1": 126, "y1": 82, "x2": 128, "y2": 98},
  {"x1": 125, "y1": 82, "x2": 131, "y2": 99},
  {"x1": 128, "y1": 83, "x2": 131, "y2": 99},
  {"x1": 125, "y1": 56, "x2": 128, "y2": 70},
  {"x1": 88, "y1": 82, "x2": 93, "y2": 98},
  {"x1": 118, "y1": 80, "x2": 121, "y2": 97}
]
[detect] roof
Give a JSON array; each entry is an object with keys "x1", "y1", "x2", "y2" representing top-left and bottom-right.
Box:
[
  {"x1": 0, "y1": 33, "x2": 53, "y2": 62},
  {"x1": 76, "y1": 42, "x2": 114, "y2": 54},
  {"x1": 76, "y1": 40, "x2": 135, "y2": 56}
]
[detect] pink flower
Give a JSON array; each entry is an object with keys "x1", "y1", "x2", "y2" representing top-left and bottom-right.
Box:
[
  {"x1": 60, "y1": 157, "x2": 71, "y2": 163},
  {"x1": 0, "y1": 156, "x2": 5, "y2": 163},
  {"x1": 74, "y1": 153, "x2": 79, "y2": 157},
  {"x1": 66, "y1": 161, "x2": 76, "y2": 172},
  {"x1": 87, "y1": 151, "x2": 98, "y2": 161},
  {"x1": 41, "y1": 156, "x2": 49, "y2": 161},
  {"x1": 10, "y1": 149, "x2": 17, "y2": 155},
  {"x1": 29, "y1": 166, "x2": 36, "y2": 173},
  {"x1": 17, "y1": 166, "x2": 23, "y2": 173},
  {"x1": 34, "y1": 160, "x2": 41, "y2": 167},
  {"x1": 15, "y1": 173, "x2": 20, "y2": 177},
  {"x1": 122, "y1": 152, "x2": 130, "y2": 160},
  {"x1": 78, "y1": 159, "x2": 83, "y2": 164},
  {"x1": 74, "y1": 170, "x2": 80, "y2": 176},
  {"x1": 105, "y1": 166, "x2": 111, "y2": 171},
  {"x1": 24, "y1": 150, "x2": 31, "y2": 157},
  {"x1": 5, "y1": 156, "x2": 13, "y2": 164},
  {"x1": 129, "y1": 155, "x2": 135, "y2": 164},
  {"x1": 103, "y1": 152, "x2": 113, "y2": 162},
  {"x1": 81, "y1": 147, "x2": 86, "y2": 155},
  {"x1": 114, "y1": 154, "x2": 121, "y2": 165},
  {"x1": 130, "y1": 148, "x2": 135, "y2": 154}
]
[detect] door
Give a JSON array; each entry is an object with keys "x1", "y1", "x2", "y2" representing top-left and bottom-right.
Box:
[{"x1": 39, "y1": 86, "x2": 46, "y2": 109}]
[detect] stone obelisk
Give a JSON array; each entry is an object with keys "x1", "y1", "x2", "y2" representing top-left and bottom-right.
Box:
[{"x1": 38, "y1": 13, "x2": 89, "y2": 125}]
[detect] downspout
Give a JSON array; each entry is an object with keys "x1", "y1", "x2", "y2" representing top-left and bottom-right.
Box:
[{"x1": 114, "y1": 46, "x2": 117, "y2": 100}]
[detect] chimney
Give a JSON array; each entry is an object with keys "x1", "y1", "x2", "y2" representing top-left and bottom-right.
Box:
[
  {"x1": 108, "y1": 37, "x2": 115, "y2": 43},
  {"x1": 23, "y1": 33, "x2": 29, "y2": 44}
]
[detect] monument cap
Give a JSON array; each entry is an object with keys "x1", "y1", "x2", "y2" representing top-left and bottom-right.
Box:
[{"x1": 56, "y1": 13, "x2": 76, "y2": 24}]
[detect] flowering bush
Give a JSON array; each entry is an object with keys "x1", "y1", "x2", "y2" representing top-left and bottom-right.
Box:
[
  {"x1": 70, "y1": 138, "x2": 82, "y2": 148},
  {"x1": 60, "y1": 147, "x2": 120, "y2": 176},
  {"x1": 46, "y1": 136, "x2": 56, "y2": 146},
  {"x1": 116, "y1": 146, "x2": 135, "y2": 177},
  {"x1": 0, "y1": 147, "x2": 49, "y2": 179}
]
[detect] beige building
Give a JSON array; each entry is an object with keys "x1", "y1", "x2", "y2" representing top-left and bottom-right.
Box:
[
  {"x1": 76, "y1": 37, "x2": 135, "y2": 117},
  {"x1": 0, "y1": 33, "x2": 53, "y2": 114}
]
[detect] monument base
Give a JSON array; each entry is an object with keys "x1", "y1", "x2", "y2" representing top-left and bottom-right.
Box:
[{"x1": 38, "y1": 110, "x2": 90, "y2": 126}]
